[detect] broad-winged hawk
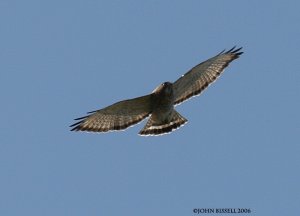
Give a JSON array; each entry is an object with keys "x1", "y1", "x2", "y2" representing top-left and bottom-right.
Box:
[{"x1": 70, "y1": 47, "x2": 243, "y2": 136}]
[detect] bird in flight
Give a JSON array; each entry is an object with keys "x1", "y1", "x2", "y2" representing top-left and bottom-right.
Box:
[{"x1": 70, "y1": 47, "x2": 243, "y2": 136}]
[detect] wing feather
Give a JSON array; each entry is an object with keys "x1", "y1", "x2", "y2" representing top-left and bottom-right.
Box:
[
  {"x1": 70, "y1": 94, "x2": 153, "y2": 132},
  {"x1": 173, "y1": 47, "x2": 243, "y2": 105}
]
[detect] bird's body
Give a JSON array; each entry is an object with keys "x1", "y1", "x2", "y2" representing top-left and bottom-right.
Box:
[
  {"x1": 138, "y1": 82, "x2": 187, "y2": 135},
  {"x1": 151, "y1": 82, "x2": 175, "y2": 122},
  {"x1": 70, "y1": 47, "x2": 243, "y2": 136}
]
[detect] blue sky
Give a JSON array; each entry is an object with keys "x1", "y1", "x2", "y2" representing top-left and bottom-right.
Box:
[{"x1": 1, "y1": 0, "x2": 299, "y2": 215}]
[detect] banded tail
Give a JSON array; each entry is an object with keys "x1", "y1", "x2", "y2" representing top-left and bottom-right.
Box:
[{"x1": 139, "y1": 110, "x2": 187, "y2": 136}]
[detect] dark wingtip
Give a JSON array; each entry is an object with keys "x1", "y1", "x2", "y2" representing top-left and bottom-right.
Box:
[
  {"x1": 74, "y1": 116, "x2": 86, "y2": 121},
  {"x1": 226, "y1": 46, "x2": 236, "y2": 53},
  {"x1": 217, "y1": 49, "x2": 226, "y2": 55},
  {"x1": 70, "y1": 114, "x2": 90, "y2": 131},
  {"x1": 70, "y1": 107, "x2": 99, "y2": 131},
  {"x1": 87, "y1": 110, "x2": 98, "y2": 114},
  {"x1": 70, "y1": 122, "x2": 86, "y2": 131},
  {"x1": 70, "y1": 127, "x2": 78, "y2": 131},
  {"x1": 218, "y1": 46, "x2": 243, "y2": 56},
  {"x1": 226, "y1": 46, "x2": 243, "y2": 56},
  {"x1": 69, "y1": 121, "x2": 82, "y2": 128}
]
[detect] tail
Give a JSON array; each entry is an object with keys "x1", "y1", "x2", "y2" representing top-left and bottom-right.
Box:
[{"x1": 139, "y1": 110, "x2": 187, "y2": 136}]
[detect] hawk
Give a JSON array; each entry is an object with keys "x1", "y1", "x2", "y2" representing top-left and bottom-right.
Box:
[{"x1": 70, "y1": 47, "x2": 243, "y2": 136}]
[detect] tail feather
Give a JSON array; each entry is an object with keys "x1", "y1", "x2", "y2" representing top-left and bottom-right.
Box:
[{"x1": 139, "y1": 110, "x2": 187, "y2": 136}]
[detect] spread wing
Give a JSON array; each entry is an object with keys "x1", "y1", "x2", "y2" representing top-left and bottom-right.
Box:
[
  {"x1": 70, "y1": 94, "x2": 153, "y2": 132},
  {"x1": 172, "y1": 47, "x2": 243, "y2": 105}
]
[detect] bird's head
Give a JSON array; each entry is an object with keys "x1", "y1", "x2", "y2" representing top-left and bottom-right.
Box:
[
  {"x1": 162, "y1": 82, "x2": 173, "y2": 94},
  {"x1": 152, "y1": 82, "x2": 173, "y2": 96}
]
